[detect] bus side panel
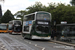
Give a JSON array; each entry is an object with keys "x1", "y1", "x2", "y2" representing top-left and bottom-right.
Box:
[
  {"x1": 22, "y1": 21, "x2": 33, "y2": 39},
  {"x1": 0, "y1": 30, "x2": 8, "y2": 33}
]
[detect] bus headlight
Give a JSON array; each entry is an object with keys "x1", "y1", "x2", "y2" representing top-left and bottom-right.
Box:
[{"x1": 48, "y1": 36, "x2": 50, "y2": 37}]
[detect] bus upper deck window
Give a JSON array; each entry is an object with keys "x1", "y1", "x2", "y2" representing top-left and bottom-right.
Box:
[
  {"x1": 36, "y1": 13, "x2": 50, "y2": 20},
  {"x1": 24, "y1": 14, "x2": 35, "y2": 21}
]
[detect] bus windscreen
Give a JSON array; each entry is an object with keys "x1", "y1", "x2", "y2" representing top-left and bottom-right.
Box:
[
  {"x1": 14, "y1": 21, "x2": 21, "y2": 25},
  {"x1": 36, "y1": 13, "x2": 50, "y2": 20},
  {"x1": 35, "y1": 25, "x2": 49, "y2": 34},
  {"x1": 0, "y1": 25, "x2": 7, "y2": 30}
]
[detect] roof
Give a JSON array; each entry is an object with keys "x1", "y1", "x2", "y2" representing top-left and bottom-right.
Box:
[{"x1": 56, "y1": 23, "x2": 75, "y2": 26}]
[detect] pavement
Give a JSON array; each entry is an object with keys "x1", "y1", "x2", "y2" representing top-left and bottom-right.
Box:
[{"x1": 51, "y1": 40, "x2": 75, "y2": 47}]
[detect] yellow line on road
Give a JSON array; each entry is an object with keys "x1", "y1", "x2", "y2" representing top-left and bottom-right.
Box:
[{"x1": 49, "y1": 41, "x2": 55, "y2": 43}]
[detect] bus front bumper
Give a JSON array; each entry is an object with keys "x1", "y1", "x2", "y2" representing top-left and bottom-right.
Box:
[
  {"x1": 32, "y1": 35, "x2": 51, "y2": 40},
  {"x1": 12, "y1": 32, "x2": 21, "y2": 34}
]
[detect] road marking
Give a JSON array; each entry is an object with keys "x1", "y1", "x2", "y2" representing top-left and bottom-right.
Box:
[
  {"x1": 29, "y1": 42, "x2": 31, "y2": 44},
  {"x1": 53, "y1": 45, "x2": 75, "y2": 49},
  {"x1": 8, "y1": 34, "x2": 45, "y2": 50},
  {"x1": 4, "y1": 49, "x2": 8, "y2": 50},
  {"x1": 35, "y1": 44, "x2": 37, "y2": 46},
  {"x1": 0, "y1": 43, "x2": 3, "y2": 45},
  {"x1": 42, "y1": 47, "x2": 45, "y2": 50},
  {"x1": 24, "y1": 40, "x2": 46, "y2": 50},
  {"x1": 65, "y1": 46, "x2": 74, "y2": 49},
  {"x1": 1, "y1": 35, "x2": 34, "y2": 50},
  {"x1": 1, "y1": 45, "x2": 5, "y2": 48}
]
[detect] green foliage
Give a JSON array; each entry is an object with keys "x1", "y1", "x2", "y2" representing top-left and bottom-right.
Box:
[
  {"x1": 14, "y1": 1, "x2": 75, "y2": 24},
  {"x1": 14, "y1": 10, "x2": 27, "y2": 21},
  {"x1": 51, "y1": 3, "x2": 75, "y2": 24},
  {"x1": 26, "y1": 2, "x2": 46, "y2": 13},
  {"x1": 1, "y1": 9, "x2": 14, "y2": 23},
  {"x1": 46, "y1": 3, "x2": 56, "y2": 12},
  {"x1": 70, "y1": 0, "x2": 75, "y2": 6}
]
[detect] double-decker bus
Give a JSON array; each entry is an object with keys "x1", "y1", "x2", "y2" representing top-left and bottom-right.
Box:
[
  {"x1": 8, "y1": 20, "x2": 22, "y2": 34},
  {"x1": 0, "y1": 24, "x2": 8, "y2": 33},
  {"x1": 22, "y1": 11, "x2": 51, "y2": 40}
]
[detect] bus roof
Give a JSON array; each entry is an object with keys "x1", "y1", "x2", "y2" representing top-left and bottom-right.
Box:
[
  {"x1": 0, "y1": 24, "x2": 7, "y2": 25},
  {"x1": 24, "y1": 11, "x2": 51, "y2": 17},
  {"x1": 9, "y1": 20, "x2": 22, "y2": 24}
]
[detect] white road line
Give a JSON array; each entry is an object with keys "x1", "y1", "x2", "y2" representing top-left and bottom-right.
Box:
[
  {"x1": 1, "y1": 45, "x2": 5, "y2": 48},
  {"x1": 0, "y1": 43, "x2": 3, "y2": 45},
  {"x1": 4, "y1": 49, "x2": 8, "y2": 50},
  {"x1": 42, "y1": 47, "x2": 45, "y2": 50},
  {"x1": 1, "y1": 35, "x2": 34, "y2": 50},
  {"x1": 35, "y1": 44, "x2": 37, "y2": 46},
  {"x1": 29, "y1": 42, "x2": 31, "y2": 44},
  {"x1": 8, "y1": 34, "x2": 46, "y2": 50},
  {"x1": 24, "y1": 40, "x2": 46, "y2": 50}
]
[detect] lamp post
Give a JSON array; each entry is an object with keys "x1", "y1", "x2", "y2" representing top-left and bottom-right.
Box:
[
  {"x1": 0, "y1": 0, "x2": 4, "y2": 1},
  {"x1": 0, "y1": 0, "x2": 5, "y2": 18}
]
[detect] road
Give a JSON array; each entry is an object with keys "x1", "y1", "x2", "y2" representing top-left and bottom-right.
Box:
[{"x1": 0, "y1": 33, "x2": 75, "y2": 50}]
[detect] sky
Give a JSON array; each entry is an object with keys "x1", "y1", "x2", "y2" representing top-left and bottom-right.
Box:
[{"x1": 0, "y1": 0, "x2": 71, "y2": 15}]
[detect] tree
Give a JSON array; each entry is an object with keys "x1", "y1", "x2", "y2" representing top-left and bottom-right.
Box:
[
  {"x1": 70, "y1": 0, "x2": 75, "y2": 6},
  {"x1": 26, "y1": 2, "x2": 46, "y2": 13},
  {"x1": 46, "y1": 3, "x2": 56, "y2": 12},
  {"x1": 14, "y1": 2, "x2": 75, "y2": 24},
  {"x1": 1, "y1": 9, "x2": 14, "y2": 23},
  {"x1": 14, "y1": 10, "x2": 27, "y2": 20},
  {"x1": 51, "y1": 3, "x2": 75, "y2": 24}
]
